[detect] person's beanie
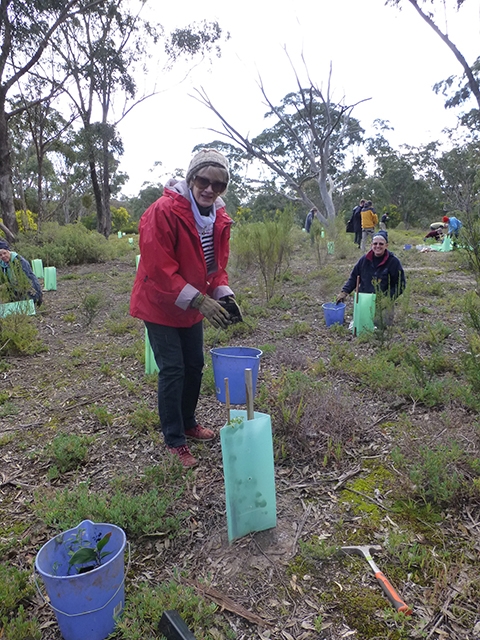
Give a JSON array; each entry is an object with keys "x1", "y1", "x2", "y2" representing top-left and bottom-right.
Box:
[
  {"x1": 0, "y1": 239, "x2": 9, "y2": 250},
  {"x1": 186, "y1": 148, "x2": 230, "y2": 184},
  {"x1": 373, "y1": 230, "x2": 388, "y2": 243},
  {"x1": 442, "y1": 216, "x2": 450, "y2": 223}
]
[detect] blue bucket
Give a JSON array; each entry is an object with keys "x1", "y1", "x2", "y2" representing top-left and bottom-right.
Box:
[
  {"x1": 35, "y1": 520, "x2": 127, "y2": 640},
  {"x1": 210, "y1": 347, "x2": 262, "y2": 404},
  {"x1": 322, "y1": 302, "x2": 346, "y2": 327}
]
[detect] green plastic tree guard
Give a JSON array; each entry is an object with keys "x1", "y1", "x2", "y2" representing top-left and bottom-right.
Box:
[
  {"x1": 117, "y1": 231, "x2": 122, "y2": 238},
  {"x1": 0, "y1": 299, "x2": 35, "y2": 317},
  {"x1": 220, "y1": 409, "x2": 277, "y2": 542},
  {"x1": 128, "y1": 238, "x2": 134, "y2": 245},
  {"x1": 31, "y1": 259, "x2": 44, "y2": 278},
  {"x1": 327, "y1": 241, "x2": 335, "y2": 255},
  {"x1": 440, "y1": 236, "x2": 452, "y2": 252},
  {"x1": 353, "y1": 292, "x2": 376, "y2": 336},
  {"x1": 43, "y1": 266, "x2": 57, "y2": 291},
  {"x1": 136, "y1": 255, "x2": 140, "y2": 270},
  {"x1": 145, "y1": 328, "x2": 159, "y2": 374}
]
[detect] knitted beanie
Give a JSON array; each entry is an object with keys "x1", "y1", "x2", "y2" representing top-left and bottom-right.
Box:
[
  {"x1": 0, "y1": 239, "x2": 9, "y2": 250},
  {"x1": 442, "y1": 216, "x2": 450, "y2": 223},
  {"x1": 186, "y1": 148, "x2": 230, "y2": 183},
  {"x1": 373, "y1": 230, "x2": 388, "y2": 243}
]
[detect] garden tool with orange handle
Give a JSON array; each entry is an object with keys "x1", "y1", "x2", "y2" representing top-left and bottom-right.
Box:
[{"x1": 341, "y1": 544, "x2": 413, "y2": 615}]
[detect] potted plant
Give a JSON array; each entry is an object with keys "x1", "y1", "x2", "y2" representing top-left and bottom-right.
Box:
[{"x1": 35, "y1": 519, "x2": 127, "y2": 640}]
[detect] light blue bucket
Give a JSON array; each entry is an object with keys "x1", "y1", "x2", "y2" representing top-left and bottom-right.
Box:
[
  {"x1": 210, "y1": 347, "x2": 262, "y2": 404},
  {"x1": 35, "y1": 519, "x2": 127, "y2": 640},
  {"x1": 322, "y1": 302, "x2": 346, "y2": 327}
]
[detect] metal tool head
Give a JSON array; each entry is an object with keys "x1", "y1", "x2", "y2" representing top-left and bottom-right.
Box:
[{"x1": 341, "y1": 544, "x2": 382, "y2": 559}]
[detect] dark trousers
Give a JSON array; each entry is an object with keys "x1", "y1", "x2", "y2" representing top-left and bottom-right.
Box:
[
  {"x1": 145, "y1": 321, "x2": 204, "y2": 448},
  {"x1": 354, "y1": 230, "x2": 362, "y2": 247}
]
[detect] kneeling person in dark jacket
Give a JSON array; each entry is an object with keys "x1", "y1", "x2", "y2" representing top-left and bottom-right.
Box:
[{"x1": 336, "y1": 231, "x2": 405, "y2": 325}]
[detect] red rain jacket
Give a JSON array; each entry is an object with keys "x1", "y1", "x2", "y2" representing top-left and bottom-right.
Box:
[{"x1": 130, "y1": 182, "x2": 233, "y2": 327}]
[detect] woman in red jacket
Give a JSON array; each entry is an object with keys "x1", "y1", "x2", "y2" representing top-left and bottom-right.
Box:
[{"x1": 130, "y1": 149, "x2": 241, "y2": 468}]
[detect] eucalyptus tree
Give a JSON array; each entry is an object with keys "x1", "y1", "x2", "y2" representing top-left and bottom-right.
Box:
[
  {"x1": 0, "y1": 0, "x2": 106, "y2": 236},
  {"x1": 194, "y1": 63, "x2": 366, "y2": 226},
  {"x1": 9, "y1": 86, "x2": 77, "y2": 224},
  {"x1": 363, "y1": 125, "x2": 442, "y2": 227},
  {"x1": 386, "y1": 1, "x2": 480, "y2": 114},
  {"x1": 50, "y1": 1, "x2": 156, "y2": 236},
  {"x1": 52, "y1": 2, "x2": 227, "y2": 237}
]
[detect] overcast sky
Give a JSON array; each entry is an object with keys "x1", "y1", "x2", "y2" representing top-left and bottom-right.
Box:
[{"x1": 117, "y1": 0, "x2": 479, "y2": 196}]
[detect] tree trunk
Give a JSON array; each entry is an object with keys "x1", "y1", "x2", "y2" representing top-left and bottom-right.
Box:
[
  {"x1": 101, "y1": 133, "x2": 111, "y2": 239},
  {"x1": 89, "y1": 158, "x2": 104, "y2": 235},
  {"x1": 0, "y1": 94, "x2": 18, "y2": 234}
]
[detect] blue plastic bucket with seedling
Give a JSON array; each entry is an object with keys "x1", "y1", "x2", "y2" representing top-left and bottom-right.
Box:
[
  {"x1": 35, "y1": 519, "x2": 127, "y2": 640},
  {"x1": 211, "y1": 347, "x2": 262, "y2": 404},
  {"x1": 322, "y1": 302, "x2": 345, "y2": 327}
]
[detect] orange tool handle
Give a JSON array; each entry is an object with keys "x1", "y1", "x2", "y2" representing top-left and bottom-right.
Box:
[{"x1": 374, "y1": 571, "x2": 412, "y2": 615}]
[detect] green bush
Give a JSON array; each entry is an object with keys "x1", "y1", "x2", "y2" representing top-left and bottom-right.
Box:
[
  {"x1": 45, "y1": 433, "x2": 91, "y2": 476},
  {"x1": 116, "y1": 580, "x2": 235, "y2": 640},
  {"x1": 0, "y1": 314, "x2": 46, "y2": 356},
  {"x1": 34, "y1": 478, "x2": 188, "y2": 538},
  {"x1": 231, "y1": 209, "x2": 294, "y2": 301},
  {"x1": 0, "y1": 564, "x2": 34, "y2": 618},
  {"x1": 0, "y1": 259, "x2": 33, "y2": 303},
  {"x1": 16, "y1": 222, "x2": 120, "y2": 267}
]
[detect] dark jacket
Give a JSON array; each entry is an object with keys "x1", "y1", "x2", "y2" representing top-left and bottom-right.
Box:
[
  {"x1": 352, "y1": 205, "x2": 363, "y2": 233},
  {"x1": 341, "y1": 249, "x2": 406, "y2": 298},
  {"x1": 305, "y1": 210, "x2": 315, "y2": 233}
]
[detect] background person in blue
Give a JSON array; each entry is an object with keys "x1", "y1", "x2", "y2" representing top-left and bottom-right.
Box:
[
  {"x1": 304, "y1": 207, "x2": 318, "y2": 233},
  {"x1": 443, "y1": 215, "x2": 462, "y2": 247},
  {"x1": 0, "y1": 240, "x2": 42, "y2": 305},
  {"x1": 336, "y1": 231, "x2": 405, "y2": 324}
]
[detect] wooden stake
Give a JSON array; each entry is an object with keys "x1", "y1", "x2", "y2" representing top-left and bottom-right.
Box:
[
  {"x1": 224, "y1": 377, "x2": 231, "y2": 424},
  {"x1": 245, "y1": 368, "x2": 254, "y2": 420},
  {"x1": 354, "y1": 275, "x2": 360, "y2": 337}
]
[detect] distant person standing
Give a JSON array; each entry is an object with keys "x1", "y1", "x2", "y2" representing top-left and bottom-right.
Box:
[
  {"x1": 360, "y1": 200, "x2": 378, "y2": 252},
  {"x1": 380, "y1": 212, "x2": 389, "y2": 231},
  {"x1": 443, "y1": 215, "x2": 462, "y2": 247},
  {"x1": 304, "y1": 207, "x2": 317, "y2": 233},
  {"x1": 130, "y1": 148, "x2": 241, "y2": 469},
  {"x1": 349, "y1": 199, "x2": 365, "y2": 248}
]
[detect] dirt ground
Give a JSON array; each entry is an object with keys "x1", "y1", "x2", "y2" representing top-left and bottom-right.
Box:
[{"x1": 1, "y1": 241, "x2": 480, "y2": 640}]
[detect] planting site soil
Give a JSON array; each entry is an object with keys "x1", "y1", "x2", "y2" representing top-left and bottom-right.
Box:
[{"x1": 1, "y1": 238, "x2": 480, "y2": 640}]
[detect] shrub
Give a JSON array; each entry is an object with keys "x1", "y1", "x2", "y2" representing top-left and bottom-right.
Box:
[
  {"x1": 111, "y1": 206, "x2": 132, "y2": 232},
  {"x1": 0, "y1": 259, "x2": 33, "y2": 303},
  {"x1": 0, "y1": 314, "x2": 46, "y2": 356},
  {"x1": 45, "y1": 433, "x2": 91, "y2": 475},
  {"x1": 231, "y1": 209, "x2": 294, "y2": 301},
  {"x1": 15, "y1": 222, "x2": 120, "y2": 267},
  {"x1": 15, "y1": 209, "x2": 38, "y2": 232},
  {"x1": 116, "y1": 581, "x2": 234, "y2": 640}
]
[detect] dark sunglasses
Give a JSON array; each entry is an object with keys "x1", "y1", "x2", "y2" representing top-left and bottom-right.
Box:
[
  {"x1": 372, "y1": 242, "x2": 386, "y2": 246},
  {"x1": 193, "y1": 175, "x2": 228, "y2": 194}
]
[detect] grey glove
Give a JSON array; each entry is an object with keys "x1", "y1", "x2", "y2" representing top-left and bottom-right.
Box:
[
  {"x1": 191, "y1": 293, "x2": 231, "y2": 329},
  {"x1": 219, "y1": 296, "x2": 243, "y2": 324},
  {"x1": 336, "y1": 291, "x2": 348, "y2": 305}
]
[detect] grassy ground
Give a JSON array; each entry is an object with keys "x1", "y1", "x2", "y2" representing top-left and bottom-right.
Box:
[{"x1": 0, "y1": 228, "x2": 479, "y2": 640}]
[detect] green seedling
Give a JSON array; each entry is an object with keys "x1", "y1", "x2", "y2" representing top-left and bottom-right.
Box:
[{"x1": 68, "y1": 530, "x2": 112, "y2": 574}]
